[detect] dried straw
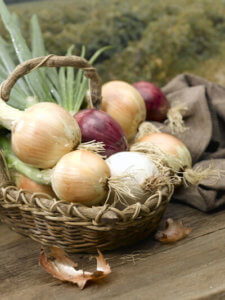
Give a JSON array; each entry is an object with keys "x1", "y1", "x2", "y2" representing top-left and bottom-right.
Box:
[
  {"x1": 183, "y1": 166, "x2": 221, "y2": 186},
  {"x1": 78, "y1": 141, "x2": 106, "y2": 157},
  {"x1": 107, "y1": 175, "x2": 139, "y2": 207},
  {"x1": 135, "y1": 121, "x2": 161, "y2": 141},
  {"x1": 165, "y1": 103, "x2": 188, "y2": 134}
]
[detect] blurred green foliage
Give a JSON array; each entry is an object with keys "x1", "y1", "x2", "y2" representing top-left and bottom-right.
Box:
[{"x1": 1, "y1": 0, "x2": 225, "y2": 86}]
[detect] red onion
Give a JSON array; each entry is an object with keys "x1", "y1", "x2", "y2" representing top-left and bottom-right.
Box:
[
  {"x1": 74, "y1": 109, "x2": 128, "y2": 157},
  {"x1": 132, "y1": 81, "x2": 169, "y2": 122}
]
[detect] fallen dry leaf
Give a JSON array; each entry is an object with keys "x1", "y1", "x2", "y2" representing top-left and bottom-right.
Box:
[
  {"x1": 155, "y1": 218, "x2": 193, "y2": 243},
  {"x1": 39, "y1": 247, "x2": 111, "y2": 289}
]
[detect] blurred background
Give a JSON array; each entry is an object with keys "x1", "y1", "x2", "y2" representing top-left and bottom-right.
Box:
[{"x1": 2, "y1": 0, "x2": 225, "y2": 86}]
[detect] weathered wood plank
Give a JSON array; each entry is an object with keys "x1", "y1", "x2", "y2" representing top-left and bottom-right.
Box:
[{"x1": 1, "y1": 202, "x2": 225, "y2": 300}]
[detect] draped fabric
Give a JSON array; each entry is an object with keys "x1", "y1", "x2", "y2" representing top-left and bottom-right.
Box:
[{"x1": 159, "y1": 74, "x2": 225, "y2": 212}]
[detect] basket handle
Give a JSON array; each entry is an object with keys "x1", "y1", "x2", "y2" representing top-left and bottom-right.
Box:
[{"x1": 0, "y1": 54, "x2": 102, "y2": 108}]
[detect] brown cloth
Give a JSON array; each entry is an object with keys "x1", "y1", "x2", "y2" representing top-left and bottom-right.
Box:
[{"x1": 156, "y1": 73, "x2": 225, "y2": 212}]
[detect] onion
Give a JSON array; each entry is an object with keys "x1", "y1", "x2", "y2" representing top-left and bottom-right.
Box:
[
  {"x1": 74, "y1": 109, "x2": 128, "y2": 157},
  {"x1": 132, "y1": 81, "x2": 169, "y2": 122},
  {"x1": 101, "y1": 81, "x2": 146, "y2": 141},
  {"x1": 136, "y1": 133, "x2": 192, "y2": 172},
  {"x1": 0, "y1": 100, "x2": 81, "y2": 168},
  {"x1": 13, "y1": 172, "x2": 56, "y2": 197},
  {"x1": 106, "y1": 151, "x2": 159, "y2": 205},
  {"x1": 51, "y1": 149, "x2": 110, "y2": 205}
]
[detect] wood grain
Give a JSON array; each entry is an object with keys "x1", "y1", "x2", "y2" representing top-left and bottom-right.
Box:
[{"x1": 1, "y1": 201, "x2": 225, "y2": 300}]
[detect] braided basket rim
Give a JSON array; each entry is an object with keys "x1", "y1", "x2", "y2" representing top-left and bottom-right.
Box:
[{"x1": 0, "y1": 180, "x2": 174, "y2": 226}]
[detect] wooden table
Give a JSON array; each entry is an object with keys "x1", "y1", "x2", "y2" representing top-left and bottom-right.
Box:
[{"x1": 1, "y1": 201, "x2": 225, "y2": 300}]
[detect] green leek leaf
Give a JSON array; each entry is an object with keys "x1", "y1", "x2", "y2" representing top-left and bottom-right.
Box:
[
  {"x1": 0, "y1": 36, "x2": 29, "y2": 96},
  {"x1": 0, "y1": 0, "x2": 50, "y2": 100}
]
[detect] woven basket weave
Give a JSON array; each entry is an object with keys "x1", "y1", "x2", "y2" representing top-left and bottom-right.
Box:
[{"x1": 0, "y1": 55, "x2": 174, "y2": 253}]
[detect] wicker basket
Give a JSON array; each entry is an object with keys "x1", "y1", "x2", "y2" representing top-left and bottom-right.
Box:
[{"x1": 0, "y1": 55, "x2": 174, "y2": 253}]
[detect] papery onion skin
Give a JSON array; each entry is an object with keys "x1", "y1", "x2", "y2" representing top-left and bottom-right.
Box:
[
  {"x1": 138, "y1": 133, "x2": 192, "y2": 170},
  {"x1": 102, "y1": 81, "x2": 146, "y2": 141},
  {"x1": 74, "y1": 109, "x2": 128, "y2": 157},
  {"x1": 12, "y1": 103, "x2": 81, "y2": 169},
  {"x1": 14, "y1": 172, "x2": 56, "y2": 197},
  {"x1": 133, "y1": 81, "x2": 169, "y2": 122},
  {"x1": 51, "y1": 149, "x2": 110, "y2": 205}
]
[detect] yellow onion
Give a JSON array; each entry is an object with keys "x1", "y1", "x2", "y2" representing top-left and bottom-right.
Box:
[
  {"x1": 13, "y1": 172, "x2": 56, "y2": 197},
  {"x1": 102, "y1": 81, "x2": 146, "y2": 141},
  {"x1": 11, "y1": 102, "x2": 81, "y2": 168},
  {"x1": 51, "y1": 149, "x2": 110, "y2": 205},
  {"x1": 137, "y1": 132, "x2": 192, "y2": 172}
]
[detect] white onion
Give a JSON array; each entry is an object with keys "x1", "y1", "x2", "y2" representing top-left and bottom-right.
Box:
[{"x1": 106, "y1": 151, "x2": 159, "y2": 205}]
